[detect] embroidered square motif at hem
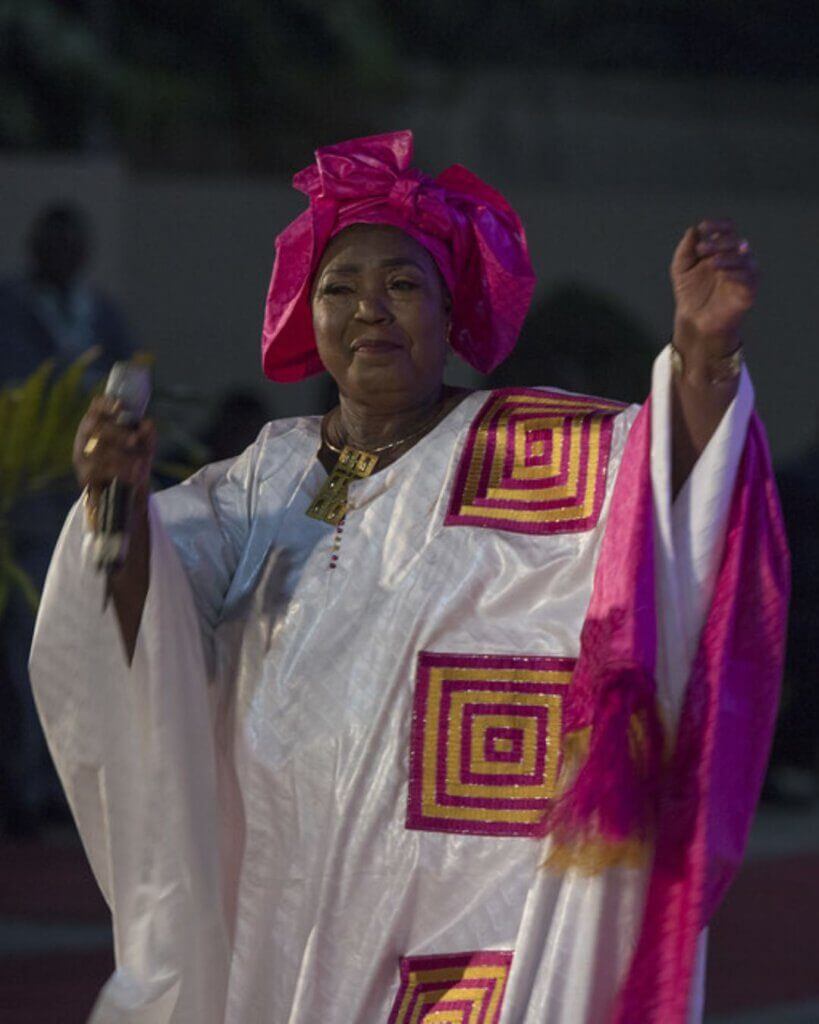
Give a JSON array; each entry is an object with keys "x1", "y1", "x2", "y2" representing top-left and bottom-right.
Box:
[
  {"x1": 406, "y1": 652, "x2": 575, "y2": 838},
  {"x1": 445, "y1": 387, "x2": 625, "y2": 535},
  {"x1": 387, "y1": 950, "x2": 513, "y2": 1024}
]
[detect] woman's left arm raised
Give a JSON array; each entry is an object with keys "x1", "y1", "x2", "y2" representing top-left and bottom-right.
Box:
[{"x1": 669, "y1": 218, "x2": 759, "y2": 497}]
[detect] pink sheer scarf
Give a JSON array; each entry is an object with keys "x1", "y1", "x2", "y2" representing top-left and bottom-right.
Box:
[{"x1": 542, "y1": 400, "x2": 790, "y2": 1022}]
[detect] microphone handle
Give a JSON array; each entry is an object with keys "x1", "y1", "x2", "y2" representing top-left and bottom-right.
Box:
[
  {"x1": 93, "y1": 476, "x2": 134, "y2": 574},
  {"x1": 91, "y1": 361, "x2": 151, "y2": 575}
]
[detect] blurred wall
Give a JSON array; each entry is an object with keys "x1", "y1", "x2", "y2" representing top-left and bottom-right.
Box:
[
  {"x1": 125, "y1": 175, "x2": 329, "y2": 420},
  {"x1": 406, "y1": 69, "x2": 819, "y2": 197},
  {"x1": 515, "y1": 185, "x2": 818, "y2": 463},
  {"x1": 1, "y1": 152, "x2": 816, "y2": 460}
]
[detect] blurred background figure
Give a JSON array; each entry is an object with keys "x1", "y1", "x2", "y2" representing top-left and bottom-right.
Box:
[
  {"x1": 0, "y1": 202, "x2": 132, "y2": 386},
  {"x1": 0, "y1": 202, "x2": 134, "y2": 838},
  {"x1": 199, "y1": 390, "x2": 271, "y2": 464},
  {"x1": 488, "y1": 282, "x2": 655, "y2": 404}
]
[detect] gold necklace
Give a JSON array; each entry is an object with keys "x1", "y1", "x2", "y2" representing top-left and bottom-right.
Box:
[
  {"x1": 306, "y1": 404, "x2": 445, "y2": 525},
  {"x1": 320, "y1": 406, "x2": 447, "y2": 456}
]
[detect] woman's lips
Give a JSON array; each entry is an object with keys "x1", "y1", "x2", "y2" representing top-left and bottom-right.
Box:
[{"x1": 351, "y1": 339, "x2": 403, "y2": 355}]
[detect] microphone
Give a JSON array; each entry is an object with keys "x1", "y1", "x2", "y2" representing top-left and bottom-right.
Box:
[{"x1": 91, "y1": 362, "x2": 152, "y2": 574}]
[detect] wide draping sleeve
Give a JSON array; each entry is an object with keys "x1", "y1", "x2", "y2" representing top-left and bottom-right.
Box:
[
  {"x1": 649, "y1": 345, "x2": 754, "y2": 1022},
  {"x1": 651, "y1": 346, "x2": 753, "y2": 729},
  {"x1": 625, "y1": 346, "x2": 784, "y2": 1024},
  {"x1": 28, "y1": 483, "x2": 243, "y2": 1022},
  {"x1": 650, "y1": 344, "x2": 754, "y2": 729},
  {"x1": 525, "y1": 345, "x2": 774, "y2": 1024}
]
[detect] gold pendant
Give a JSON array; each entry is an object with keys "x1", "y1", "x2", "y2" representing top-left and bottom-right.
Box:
[{"x1": 306, "y1": 446, "x2": 378, "y2": 524}]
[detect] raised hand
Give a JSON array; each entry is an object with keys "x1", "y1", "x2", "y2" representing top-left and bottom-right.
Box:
[
  {"x1": 72, "y1": 395, "x2": 155, "y2": 657},
  {"x1": 668, "y1": 219, "x2": 758, "y2": 494},
  {"x1": 670, "y1": 218, "x2": 759, "y2": 363}
]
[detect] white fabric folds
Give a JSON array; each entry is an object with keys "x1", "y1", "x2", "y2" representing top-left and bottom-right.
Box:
[
  {"x1": 30, "y1": 503, "x2": 230, "y2": 1022},
  {"x1": 30, "y1": 348, "x2": 752, "y2": 1023}
]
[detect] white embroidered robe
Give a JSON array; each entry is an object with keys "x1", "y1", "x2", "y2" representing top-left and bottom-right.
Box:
[{"x1": 30, "y1": 348, "x2": 753, "y2": 1023}]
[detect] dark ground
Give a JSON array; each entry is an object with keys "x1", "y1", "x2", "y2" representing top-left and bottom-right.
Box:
[{"x1": 1, "y1": 802, "x2": 817, "y2": 1023}]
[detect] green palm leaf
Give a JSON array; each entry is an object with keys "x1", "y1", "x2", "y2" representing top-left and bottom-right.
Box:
[
  {"x1": 29, "y1": 346, "x2": 101, "y2": 488},
  {"x1": 0, "y1": 353, "x2": 99, "y2": 618},
  {"x1": 0, "y1": 360, "x2": 54, "y2": 512}
]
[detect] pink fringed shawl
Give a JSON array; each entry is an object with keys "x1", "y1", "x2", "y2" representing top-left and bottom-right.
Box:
[{"x1": 543, "y1": 399, "x2": 790, "y2": 1023}]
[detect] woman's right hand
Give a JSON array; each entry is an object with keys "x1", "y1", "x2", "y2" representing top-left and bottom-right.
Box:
[
  {"x1": 73, "y1": 397, "x2": 156, "y2": 659},
  {"x1": 73, "y1": 396, "x2": 157, "y2": 518}
]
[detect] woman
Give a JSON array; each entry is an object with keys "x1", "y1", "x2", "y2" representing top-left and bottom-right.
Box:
[{"x1": 30, "y1": 131, "x2": 788, "y2": 1024}]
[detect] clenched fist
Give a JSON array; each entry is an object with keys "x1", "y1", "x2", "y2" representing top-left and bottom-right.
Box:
[{"x1": 671, "y1": 218, "x2": 759, "y2": 366}]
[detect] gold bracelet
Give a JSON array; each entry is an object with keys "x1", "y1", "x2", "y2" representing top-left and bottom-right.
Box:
[{"x1": 670, "y1": 343, "x2": 743, "y2": 385}]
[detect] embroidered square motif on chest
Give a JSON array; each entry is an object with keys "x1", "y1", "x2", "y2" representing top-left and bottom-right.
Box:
[
  {"x1": 445, "y1": 388, "x2": 626, "y2": 535},
  {"x1": 407, "y1": 652, "x2": 575, "y2": 838},
  {"x1": 387, "y1": 950, "x2": 513, "y2": 1024}
]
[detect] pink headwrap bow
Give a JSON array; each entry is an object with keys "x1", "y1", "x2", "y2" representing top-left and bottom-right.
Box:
[{"x1": 261, "y1": 130, "x2": 535, "y2": 382}]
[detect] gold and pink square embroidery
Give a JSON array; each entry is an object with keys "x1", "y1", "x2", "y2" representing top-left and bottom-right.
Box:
[
  {"x1": 445, "y1": 388, "x2": 625, "y2": 535},
  {"x1": 387, "y1": 950, "x2": 513, "y2": 1024},
  {"x1": 407, "y1": 652, "x2": 575, "y2": 838}
]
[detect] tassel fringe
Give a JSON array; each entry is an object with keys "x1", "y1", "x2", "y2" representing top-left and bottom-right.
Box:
[{"x1": 537, "y1": 665, "x2": 665, "y2": 874}]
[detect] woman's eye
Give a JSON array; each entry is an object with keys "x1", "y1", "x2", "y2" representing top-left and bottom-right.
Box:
[
  {"x1": 389, "y1": 278, "x2": 419, "y2": 291},
  {"x1": 323, "y1": 282, "x2": 353, "y2": 295}
]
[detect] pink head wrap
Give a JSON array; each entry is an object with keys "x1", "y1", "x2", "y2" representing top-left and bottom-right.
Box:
[{"x1": 261, "y1": 130, "x2": 536, "y2": 382}]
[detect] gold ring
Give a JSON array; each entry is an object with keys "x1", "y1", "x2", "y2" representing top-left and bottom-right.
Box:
[{"x1": 83, "y1": 435, "x2": 100, "y2": 456}]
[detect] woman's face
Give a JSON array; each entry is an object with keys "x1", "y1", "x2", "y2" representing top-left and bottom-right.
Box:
[{"x1": 311, "y1": 224, "x2": 451, "y2": 408}]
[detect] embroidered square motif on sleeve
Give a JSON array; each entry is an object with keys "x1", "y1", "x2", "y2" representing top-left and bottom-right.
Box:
[
  {"x1": 445, "y1": 388, "x2": 626, "y2": 535},
  {"x1": 387, "y1": 950, "x2": 513, "y2": 1024},
  {"x1": 407, "y1": 652, "x2": 575, "y2": 838}
]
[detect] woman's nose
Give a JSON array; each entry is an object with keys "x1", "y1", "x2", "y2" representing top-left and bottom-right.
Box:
[{"x1": 354, "y1": 293, "x2": 392, "y2": 323}]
